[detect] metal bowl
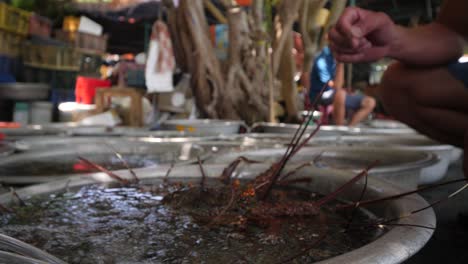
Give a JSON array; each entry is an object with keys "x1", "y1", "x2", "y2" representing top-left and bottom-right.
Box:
[
  {"x1": 346, "y1": 126, "x2": 418, "y2": 135},
  {"x1": 15, "y1": 135, "x2": 219, "y2": 152},
  {"x1": 251, "y1": 122, "x2": 352, "y2": 137},
  {"x1": 366, "y1": 119, "x2": 411, "y2": 129},
  {"x1": 309, "y1": 135, "x2": 455, "y2": 185},
  {"x1": 0, "y1": 127, "x2": 67, "y2": 138},
  {"x1": 0, "y1": 142, "x2": 208, "y2": 184},
  {"x1": 0, "y1": 164, "x2": 435, "y2": 264},
  {"x1": 0, "y1": 83, "x2": 50, "y2": 101},
  {"x1": 0, "y1": 142, "x2": 15, "y2": 157},
  {"x1": 207, "y1": 146, "x2": 439, "y2": 189},
  {"x1": 250, "y1": 122, "x2": 418, "y2": 137},
  {"x1": 160, "y1": 119, "x2": 247, "y2": 135}
]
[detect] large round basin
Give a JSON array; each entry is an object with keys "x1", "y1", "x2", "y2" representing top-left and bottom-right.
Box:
[
  {"x1": 207, "y1": 147, "x2": 438, "y2": 189},
  {"x1": 15, "y1": 134, "x2": 217, "y2": 152},
  {"x1": 0, "y1": 164, "x2": 435, "y2": 264},
  {"x1": 251, "y1": 122, "x2": 353, "y2": 137},
  {"x1": 160, "y1": 119, "x2": 246, "y2": 135},
  {"x1": 310, "y1": 135, "x2": 455, "y2": 185},
  {"x1": 0, "y1": 142, "x2": 207, "y2": 184}
]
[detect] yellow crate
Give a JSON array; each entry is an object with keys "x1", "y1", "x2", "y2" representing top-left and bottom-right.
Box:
[
  {"x1": 0, "y1": 2, "x2": 31, "y2": 36},
  {"x1": 63, "y1": 16, "x2": 79, "y2": 32},
  {"x1": 22, "y1": 42, "x2": 81, "y2": 71},
  {"x1": 0, "y1": 29, "x2": 22, "y2": 57}
]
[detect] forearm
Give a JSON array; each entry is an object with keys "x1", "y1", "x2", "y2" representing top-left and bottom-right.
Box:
[
  {"x1": 389, "y1": 22, "x2": 465, "y2": 66},
  {"x1": 334, "y1": 63, "x2": 344, "y2": 89}
]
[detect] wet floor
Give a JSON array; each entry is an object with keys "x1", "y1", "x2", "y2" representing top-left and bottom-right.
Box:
[{"x1": 405, "y1": 157, "x2": 468, "y2": 264}]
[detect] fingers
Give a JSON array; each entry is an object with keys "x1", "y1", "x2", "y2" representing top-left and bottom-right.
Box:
[
  {"x1": 332, "y1": 46, "x2": 389, "y2": 63},
  {"x1": 328, "y1": 8, "x2": 366, "y2": 50},
  {"x1": 329, "y1": 7, "x2": 393, "y2": 63},
  {"x1": 330, "y1": 39, "x2": 371, "y2": 55},
  {"x1": 353, "y1": 11, "x2": 392, "y2": 38},
  {"x1": 334, "y1": 7, "x2": 390, "y2": 39},
  {"x1": 329, "y1": 27, "x2": 359, "y2": 50},
  {"x1": 328, "y1": 7, "x2": 371, "y2": 59},
  {"x1": 334, "y1": 7, "x2": 363, "y2": 39}
]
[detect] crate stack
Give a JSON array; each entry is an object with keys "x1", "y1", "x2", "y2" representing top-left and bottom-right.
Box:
[
  {"x1": 56, "y1": 16, "x2": 108, "y2": 76},
  {"x1": 23, "y1": 16, "x2": 109, "y2": 105},
  {"x1": 53, "y1": 16, "x2": 108, "y2": 104},
  {"x1": 0, "y1": 2, "x2": 31, "y2": 81}
]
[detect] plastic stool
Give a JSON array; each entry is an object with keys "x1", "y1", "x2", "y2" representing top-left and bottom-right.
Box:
[
  {"x1": 318, "y1": 105, "x2": 333, "y2": 125},
  {"x1": 95, "y1": 87, "x2": 143, "y2": 127}
]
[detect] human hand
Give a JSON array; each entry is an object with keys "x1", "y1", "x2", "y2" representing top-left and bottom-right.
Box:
[{"x1": 329, "y1": 7, "x2": 397, "y2": 63}]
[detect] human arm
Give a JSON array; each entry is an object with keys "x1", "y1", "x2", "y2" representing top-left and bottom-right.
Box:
[
  {"x1": 333, "y1": 63, "x2": 344, "y2": 90},
  {"x1": 329, "y1": 1, "x2": 467, "y2": 65}
]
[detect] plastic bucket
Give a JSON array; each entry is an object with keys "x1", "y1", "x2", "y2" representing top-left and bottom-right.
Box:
[{"x1": 30, "y1": 102, "x2": 53, "y2": 124}]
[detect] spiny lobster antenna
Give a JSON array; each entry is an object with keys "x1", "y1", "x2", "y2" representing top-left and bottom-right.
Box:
[{"x1": 259, "y1": 81, "x2": 331, "y2": 200}]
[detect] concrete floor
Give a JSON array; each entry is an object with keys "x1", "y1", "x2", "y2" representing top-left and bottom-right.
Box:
[{"x1": 405, "y1": 158, "x2": 468, "y2": 263}]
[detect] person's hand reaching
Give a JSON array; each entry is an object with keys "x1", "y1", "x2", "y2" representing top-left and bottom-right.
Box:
[{"x1": 329, "y1": 7, "x2": 397, "y2": 63}]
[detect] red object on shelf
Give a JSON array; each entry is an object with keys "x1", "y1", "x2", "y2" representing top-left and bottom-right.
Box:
[
  {"x1": 75, "y1": 76, "x2": 111, "y2": 104},
  {"x1": 0, "y1": 122, "x2": 21, "y2": 129},
  {"x1": 73, "y1": 161, "x2": 93, "y2": 173},
  {"x1": 29, "y1": 14, "x2": 52, "y2": 38},
  {"x1": 236, "y1": 0, "x2": 252, "y2": 6}
]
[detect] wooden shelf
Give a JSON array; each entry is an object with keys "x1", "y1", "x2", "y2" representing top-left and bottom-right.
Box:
[
  {"x1": 77, "y1": 48, "x2": 105, "y2": 56},
  {"x1": 24, "y1": 62, "x2": 79, "y2": 72}
]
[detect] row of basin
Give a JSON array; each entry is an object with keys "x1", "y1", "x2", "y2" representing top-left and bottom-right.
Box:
[
  {"x1": 0, "y1": 123, "x2": 461, "y2": 188},
  {"x1": 0, "y1": 119, "x2": 462, "y2": 263}
]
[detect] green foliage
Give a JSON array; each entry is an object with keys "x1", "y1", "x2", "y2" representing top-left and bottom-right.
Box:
[
  {"x1": 10, "y1": 0, "x2": 77, "y2": 25},
  {"x1": 10, "y1": 0, "x2": 35, "y2": 10}
]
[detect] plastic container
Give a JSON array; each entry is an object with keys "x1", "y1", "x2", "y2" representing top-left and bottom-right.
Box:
[
  {"x1": 13, "y1": 102, "x2": 29, "y2": 125},
  {"x1": 0, "y1": 30, "x2": 22, "y2": 57},
  {"x1": 75, "y1": 76, "x2": 111, "y2": 104},
  {"x1": 62, "y1": 16, "x2": 79, "y2": 32},
  {"x1": 0, "y1": 2, "x2": 31, "y2": 36},
  {"x1": 236, "y1": 0, "x2": 252, "y2": 6},
  {"x1": 0, "y1": 55, "x2": 11, "y2": 74},
  {"x1": 55, "y1": 30, "x2": 108, "y2": 54},
  {"x1": 30, "y1": 102, "x2": 53, "y2": 124},
  {"x1": 22, "y1": 42, "x2": 80, "y2": 71},
  {"x1": 29, "y1": 14, "x2": 52, "y2": 38},
  {"x1": 57, "y1": 102, "x2": 96, "y2": 122}
]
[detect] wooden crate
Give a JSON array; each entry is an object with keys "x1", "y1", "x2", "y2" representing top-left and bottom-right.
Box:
[
  {"x1": 0, "y1": 2, "x2": 31, "y2": 36},
  {"x1": 22, "y1": 42, "x2": 81, "y2": 71},
  {"x1": 29, "y1": 14, "x2": 52, "y2": 38},
  {"x1": 0, "y1": 30, "x2": 22, "y2": 57},
  {"x1": 55, "y1": 30, "x2": 108, "y2": 54}
]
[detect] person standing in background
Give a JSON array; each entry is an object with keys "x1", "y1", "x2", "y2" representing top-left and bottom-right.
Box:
[{"x1": 309, "y1": 46, "x2": 376, "y2": 126}]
